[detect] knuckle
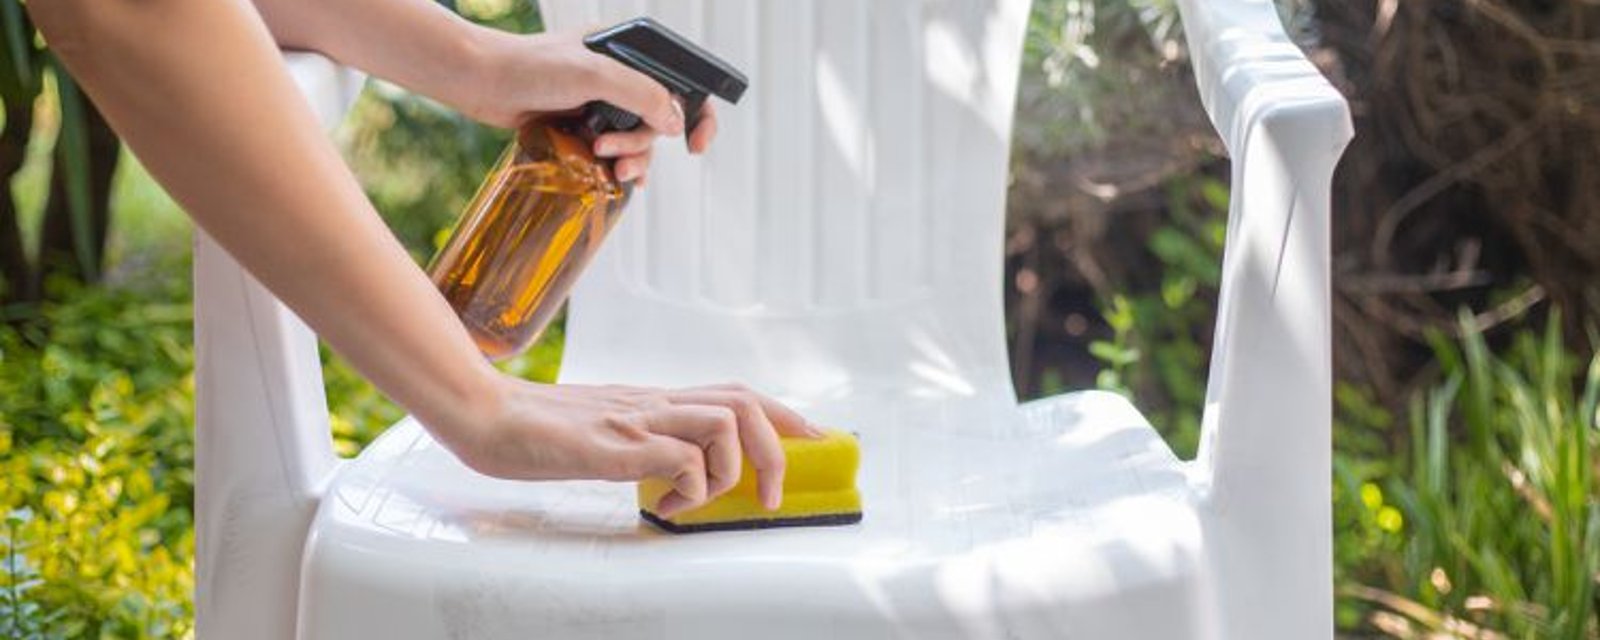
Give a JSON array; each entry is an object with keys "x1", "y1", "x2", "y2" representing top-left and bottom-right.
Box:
[
  {"x1": 710, "y1": 407, "x2": 739, "y2": 433},
  {"x1": 648, "y1": 87, "x2": 675, "y2": 114},
  {"x1": 602, "y1": 412, "x2": 649, "y2": 440},
  {"x1": 680, "y1": 444, "x2": 706, "y2": 470},
  {"x1": 576, "y1": 54, "x2": 608, "y2": 82},
  {"x1": 733, "y1": 395, "x2": 762, "y2": 419}
]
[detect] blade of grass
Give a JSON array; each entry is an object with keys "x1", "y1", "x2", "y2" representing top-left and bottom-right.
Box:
[
  {"x1": 0, "y1": 0, "x2": 30, "y2": 93},
  {"x1": 1460, "y1": 309, "x2": 1495, "y2": 456},
  {"x1": 1582, "y1": 350, "x2": 1599, "y2": 437},
  {"x1": 1541, "y1": 312, "x2": 1566, "y2": 431},
  {"x1": 1341, "y1": 583, "x2": 1512, "y2": 639},
  {"x1": 49, "y1": 60, "x2": 97, "y2": 280}
]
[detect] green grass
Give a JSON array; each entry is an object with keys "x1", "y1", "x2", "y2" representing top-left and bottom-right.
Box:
[{"x1": 1334, "y1": 315, "x2": 1599, "y2": 638}]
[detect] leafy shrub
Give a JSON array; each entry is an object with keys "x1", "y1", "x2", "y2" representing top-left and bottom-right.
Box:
[
  {"x1": 0, "y1": 274, "x2": 197, "y2": 637},
  {"x1": 1087, "y1": 174, "x2": 1228, "y2": 457},
  {"x1": 0, "y1": 241, "x2": 566, "y2": 637}
]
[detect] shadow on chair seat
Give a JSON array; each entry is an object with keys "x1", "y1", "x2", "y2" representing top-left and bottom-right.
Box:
[{"x1": 299, "y1": 390, "x2": 1209, "y2": 639}]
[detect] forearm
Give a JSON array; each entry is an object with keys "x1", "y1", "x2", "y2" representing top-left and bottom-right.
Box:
[
  {"x1": 31, "y1": 0, "x2": 500, "y2": 447},
  {"x1": 252, "y1": 0, "x2": 695, "y2": 140},
  {"x1": 252, "y1": 0, "x2": 506, "y2": 120}
]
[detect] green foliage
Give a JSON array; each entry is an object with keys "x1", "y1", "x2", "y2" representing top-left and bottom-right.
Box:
[
  {"x1": 341, "y1": 84, "x2": 508, "y2": 260},
  {"x1": 1089, "y1": 167, "x2": 1598, "y2": 637},
  {"x1": 51, "y1": 62, "x2": 97, "y2": 280},
  {"x1": 1089, "y1": 174, "x2": 1227, "y2": 457},
  {"x1": 0, "y1": 226, "x2": 566, "y2": 638},
  {"x1": 3, "y1": 509, "x2": 66, "y2": 639},
  {"x1": 1331, "y1": 382, "x2": 1409, "y2": 630},
  {"x1": 340, "y1": 0, "x2": 540, "y2": 260},
  {"x1": 0, "y1": 271, "x2": 556, "y2": 636},
  {"x1": 1336, "y1": 316, "x2": 1600, "y2": 638},
  {"x1": 0, "y1": 5, "x2": 122, "y2": 305},
  {"x1": 1017, "y1": 0, "x2": 1190, "y2": 156},
  {"x1": 1, "y1": 430, "x2": 194, "y2": 638},
  {"x1": 1, "y1": 273, "x2": 196, "y2": 637}
]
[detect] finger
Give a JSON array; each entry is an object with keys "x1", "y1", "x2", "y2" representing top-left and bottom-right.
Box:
[
  {"x1": 644, "y1": 405, "x2": 742, "y2": 499},
  {"x1": 687, "y1": 102, "x2": 718, "y2": 154},
  {"x1": 752, "y1": 392, "x2": 818, "y2": 438},
  {"x1": 614, "y1": 150, "x2": 651, "y2": 183},
  {"x1": 702, "y1": 384, "x2": 819, "y2": 438},
  {"x1": 591, "y1": 56, "x2": 684, "y2": 135},
  {"x1": 667, "y1": 387, "x2": 791, "y2": 510},
  {"x1": 593, "y1": 129, "x2": 656, "y2": 158},
  {"x1": 631, "y1": 430, "x2": 707, "y2": 517},
  {"x1": 654, "y1": 488, "x2": 699, "y2": 518}
]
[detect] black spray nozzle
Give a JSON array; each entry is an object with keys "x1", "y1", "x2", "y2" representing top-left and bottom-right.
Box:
[{"x1": 581, "y1": 17, "x2": 748, "y2": 136}]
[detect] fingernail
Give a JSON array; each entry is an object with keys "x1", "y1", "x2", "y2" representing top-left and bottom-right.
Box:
[{"x1": 595, "y1": 141, "x2": 615, "y2": 156}]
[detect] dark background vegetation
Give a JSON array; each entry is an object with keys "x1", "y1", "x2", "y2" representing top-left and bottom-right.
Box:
[{"x1": 2, "y1": 0, "x2": 1596, "y2": 637}]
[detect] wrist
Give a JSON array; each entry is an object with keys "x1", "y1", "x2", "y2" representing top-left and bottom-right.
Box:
[
  {"x1": 454, "y1": 24, "x2": 523, "y2": 126},
  {"x1": 414, "y1": 356, "x2": 509, "y2": 458}
]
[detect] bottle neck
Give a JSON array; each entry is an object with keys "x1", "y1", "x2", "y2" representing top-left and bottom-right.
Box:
[{"x1": 513, "y1": 116, "x2": 634, "y2": 202}]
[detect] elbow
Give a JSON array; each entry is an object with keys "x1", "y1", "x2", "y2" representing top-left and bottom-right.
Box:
[{"x1": 249, "y1": 0, "x2": 327, "y2": 54}]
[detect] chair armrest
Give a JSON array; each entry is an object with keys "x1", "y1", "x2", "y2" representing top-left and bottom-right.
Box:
[
  {"x1": 1177, "y1": 0, "x2": 1352, "y2": 632},
  {"x1": 1176, "y1": 0, "x2": 1352, "y2": 500},
  {"x1": 192, "y1": 51, "x2": 364, "y2": 638},
  {"x1": 1177, "y1": 0, "x2": 1346, "y2": 153}
]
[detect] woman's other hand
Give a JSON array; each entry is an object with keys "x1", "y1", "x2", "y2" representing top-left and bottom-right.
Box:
[
  {"x1": 460, "y1": 28, "x2": 721, "y2": 185},
  {"x1": 448, "y1": 378, "x2": 818, "y2": 517}
]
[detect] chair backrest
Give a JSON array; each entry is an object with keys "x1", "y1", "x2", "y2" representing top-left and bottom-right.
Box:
[
  {"x1": 544, "y1": 0, "x2": 1032, "y2": 413},
  {"x1": 192, "y1": 54, "x2": 364, "y2": 640}
]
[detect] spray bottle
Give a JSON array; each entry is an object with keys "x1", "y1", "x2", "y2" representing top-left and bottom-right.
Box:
[{"x1": 428, "y1": 17, "x2": 748, "y2": 359}]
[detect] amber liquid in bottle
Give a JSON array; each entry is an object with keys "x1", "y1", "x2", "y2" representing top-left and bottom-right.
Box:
[{"x1": 428, "y1": 119, "x2": 629, "y2": 360}]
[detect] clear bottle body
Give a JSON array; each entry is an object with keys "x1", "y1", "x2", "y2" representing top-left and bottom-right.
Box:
[{"x1": 427, "y1": 119, "x2": 628, "y2": 360}]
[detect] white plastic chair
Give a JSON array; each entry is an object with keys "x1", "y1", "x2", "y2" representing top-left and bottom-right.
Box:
[{"x1": 194, "y1": 1, "x2": 1350, "y2": 637}]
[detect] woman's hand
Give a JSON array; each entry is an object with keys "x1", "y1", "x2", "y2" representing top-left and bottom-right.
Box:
[
  {"x1": 250, "y1": 0, "x2": 719, "y2": 184},
  {"x1": 449, "y1": 377, "x2": 818, "y2": 517},
  {"x1": 461, "y1": 28, "x2": 721, "y2": 185}
]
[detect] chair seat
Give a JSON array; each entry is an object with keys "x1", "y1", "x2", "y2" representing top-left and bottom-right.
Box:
[{"x1": 298, "y1": 390, "x2": 1207, "y2": 639}]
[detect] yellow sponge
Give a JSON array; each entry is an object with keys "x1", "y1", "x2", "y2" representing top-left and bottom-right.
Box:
[{"x1": 638, "y1": 429, "x2": 863, "y2": 533}]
